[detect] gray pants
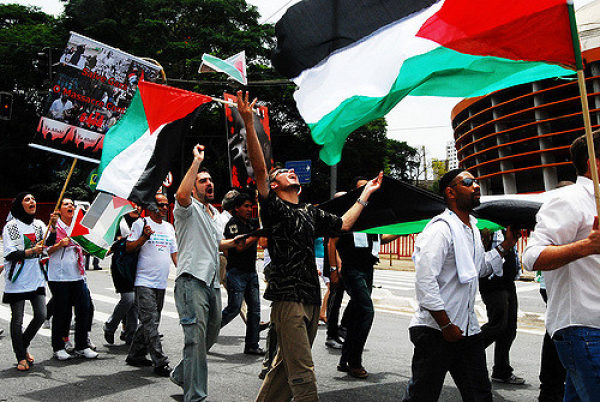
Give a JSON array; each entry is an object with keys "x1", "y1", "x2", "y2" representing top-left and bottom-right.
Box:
[
  {"x1": 104, "y1": 291, "x2": 138, "y2": 343},
  {"x1": 127, "y1": 286, "x2": 168, "y2": 367},
  {"x1": 172, "y1": 275, "x2": 222, "y2": 402}
]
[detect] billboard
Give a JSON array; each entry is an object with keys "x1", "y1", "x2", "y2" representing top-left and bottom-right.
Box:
[{"x1": 30, "y1": 32, "x2": 163, "y2": 162}]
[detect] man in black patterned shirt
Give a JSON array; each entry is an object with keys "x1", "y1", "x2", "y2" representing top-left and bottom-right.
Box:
[{"x1": 236, "y1": 92, "x2": 382, "y2": 402}]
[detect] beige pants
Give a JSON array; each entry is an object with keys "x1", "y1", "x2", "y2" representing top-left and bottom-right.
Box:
[{"x1": 256, "y1": 301, "x2": 320, "y2": 402}]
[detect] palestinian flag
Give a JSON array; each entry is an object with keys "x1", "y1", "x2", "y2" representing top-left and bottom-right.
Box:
[
  {"x1": 69, "y1": 193, "x2": 135, "y2": 259},
  {"x1": 272, "y1": 0, "x2": 577, "y2": 165},
  {"x1": 96, "y1": 81, "x2": 212, "y2": 205},
  {"x1": 199, "y1": 51, "x2": 247, "y2": 85}
]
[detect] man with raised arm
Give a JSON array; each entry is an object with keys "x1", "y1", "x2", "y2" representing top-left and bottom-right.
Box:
[
  {"x1": 170, "y1": 145, "x2": 241, "y2": 402},
  {"x1": 236, "y1": 91, "x2": 382, "y2": 402}
]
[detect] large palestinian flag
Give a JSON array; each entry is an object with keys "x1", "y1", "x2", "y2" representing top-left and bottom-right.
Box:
[
  {"x1": 272, "y1": 0, "x2": 577, "y2": 165},
  {"x1": 96, "y1": 81, "x2": 212, "y2": 205}
]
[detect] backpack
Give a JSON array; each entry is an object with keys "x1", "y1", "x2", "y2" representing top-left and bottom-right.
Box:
[{"x1": 111, "y1": 218, "x2": 145, "y2": 286}]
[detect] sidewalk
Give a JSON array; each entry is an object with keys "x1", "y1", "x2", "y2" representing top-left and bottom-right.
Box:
[{"x1": 375, "y1": 256, "x2": 537, "y2": 282}]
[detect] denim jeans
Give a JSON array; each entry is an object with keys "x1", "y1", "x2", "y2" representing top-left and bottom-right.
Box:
[
  {"x1": 10, "y1": 294, "x2": 46, "y2": 362},
  {"x1": 340, "y1": 268, "x2": 374, "y2": 368},
  {"x1": 48, "y1": 280, "x2": 90, "y2": 351},
  {"x1": 402, "y1": 327, "x2": 492, "y2": 402},
  {"x1": 221, "y1": 269, "x2": 261, "y2": 349},
  {"x1": 128, "y1": 286, "x2": 168, "y2": 367},
  {"x1": 172, "y1": 275, "x2": 221, "y2": 402},
  {"x1": 553, "y1": 326, "x2": 600, "y2": 402}
]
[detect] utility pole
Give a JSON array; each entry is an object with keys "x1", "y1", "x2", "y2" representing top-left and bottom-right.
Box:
[{"x1": 330, "y1": 163, "x2": 337, "y2": 198}]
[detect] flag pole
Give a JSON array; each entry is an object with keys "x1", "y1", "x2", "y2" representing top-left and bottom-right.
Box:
[
  {"x1": 568, "y1": 1, "x2": 600, "y2": 216},
  {"x1": 43, "y1": 157, "x2": 78, "y2": 242}
]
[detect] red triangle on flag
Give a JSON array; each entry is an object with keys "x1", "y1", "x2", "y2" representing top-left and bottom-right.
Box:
[
  {"x1": 70, "y1": 208, "x2": 90, "y2": 237},
  {"x1": 112, "y1": 195, "x2": 133, "y2": 209},
  {"x1": 139, "y1": 81, "x2": 213, "y2": 134}
]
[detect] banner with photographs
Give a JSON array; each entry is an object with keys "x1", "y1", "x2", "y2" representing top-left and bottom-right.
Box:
[
  {"x1": 30, "y1": 32, "x2": 163, "y2": 163},
  {"x1": 223, "y1": 92, "x2": 273, "y2": 188}
]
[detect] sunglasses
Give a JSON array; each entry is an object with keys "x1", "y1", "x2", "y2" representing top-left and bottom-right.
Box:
[
  {"x1": 156, "y1": 203, "x2": 169, "y2": 208},
  {"x1": 451, "y1": 177, "x2": 479, "y2": 188},
  {"x1": 270, "y1": 168, "x2": 291, "y2": 182}
]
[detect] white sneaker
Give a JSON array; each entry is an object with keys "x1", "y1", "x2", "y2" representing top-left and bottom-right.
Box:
[
  {"x1": 65, "y1": 339, "x2": 75, "y2": 353},
  {"x1": 54, "y1": 349, "x2": 72, "y2": 361},
  {"x1": 75, "y1": 348, "x2": 98, "y2": 359}
]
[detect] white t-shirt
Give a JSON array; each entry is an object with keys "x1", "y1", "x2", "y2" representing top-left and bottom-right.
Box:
[{"x1": 128, "y1": 218, "x2": 177, "y2": 289}]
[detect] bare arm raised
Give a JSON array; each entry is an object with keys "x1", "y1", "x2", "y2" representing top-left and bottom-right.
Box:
[
  {"x1": 176, "y1": 144, "x2": 204, "y2": 207},
  {"x1": 236, "y1": 91, "x2": 269, "y2": 199}
]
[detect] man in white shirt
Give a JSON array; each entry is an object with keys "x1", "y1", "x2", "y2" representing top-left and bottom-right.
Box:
[
  {"x1": 402, "y1": 169, "x2": 517, "y2": 402},
  {"x1": 523, "y1": 132, "x2": 600, "y2": 402},
  {"x1": 125, "y1": 193, "x2": 177, "y2": 377},
  {"x1": 48, "y1": 95, "x2": 74, "y2": 121}
]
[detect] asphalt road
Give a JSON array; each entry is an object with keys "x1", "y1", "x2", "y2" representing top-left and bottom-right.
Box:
[{"x1": 0, "y1": 260, "x2": 548, "y2": 401}]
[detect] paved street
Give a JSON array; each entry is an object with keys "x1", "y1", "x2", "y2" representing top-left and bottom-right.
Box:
[{"x1": 0, "y1": 259, "x2": 549, "y2": 401}]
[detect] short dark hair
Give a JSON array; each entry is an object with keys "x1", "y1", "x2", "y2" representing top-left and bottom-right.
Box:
[
  {"x1": 351, "y1": 176, "x2": 369, "y2": 190},
  {"x1": 438, "y1": 168, "x2": 466, "y2": 197},
  {"x1": 570, "y1": 131, "x2": 600, "y2": 176},
  {"x1": 233, "y1": 193, "x2": 251, "y2": 208},
  {"x1": 198, "y1": 167, "x2": 211, "y2": 177}
]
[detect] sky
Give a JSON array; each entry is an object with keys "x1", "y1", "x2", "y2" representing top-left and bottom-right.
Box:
[{"x1": 3, "y1": 0, "x2": 598, "y2": 161}]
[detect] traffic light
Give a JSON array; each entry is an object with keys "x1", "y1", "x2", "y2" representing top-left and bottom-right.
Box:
[{"x1": 0, "y1": 92, "x2": 12, "y2": 121}]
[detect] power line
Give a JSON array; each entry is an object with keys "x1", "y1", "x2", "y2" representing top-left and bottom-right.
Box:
[{"x1": 260, "y1": 0, "x2": 298, "y2": 24}]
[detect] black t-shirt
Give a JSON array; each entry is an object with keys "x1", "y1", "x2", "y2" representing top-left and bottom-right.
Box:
[
  {"x1": 336, "y1": 233, "x2": 379, "y2": 273},
  {"x1": 259, "y1": 191, "x2": 343, "y2": 305},
  {"x1": 224, "y1": 215, "x2": 259, "y2": 273}
]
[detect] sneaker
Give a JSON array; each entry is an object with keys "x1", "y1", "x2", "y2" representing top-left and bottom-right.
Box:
[
  {"x1": 126, "y1": 357, "x2": 153, "y2": 367},
  {"x1": 244, "y1": 347, "x2": 266, "y2": 356},
  {"x1": 54, "y1": 349, "x2": 72, "y2": 361},
  {"x1": 154, "y1": 364, "x2": 173, "y2": 377},
  {"x1": 64, "y1": 339, "x2": 75, "y2": 353},
  {"x1": 43, "y1": 320, "x2": 51, "y2": 329},
  {"x1": 87, "y1": 336, "x2": 97, "y2": 351},
  {"x1": 75, "y1": 348, "x2": 99, "y2": 359},
  {"x1": 325, "y1": 337, "x2": 343, "y2": 349},
  {"x1": 170, "y1": 370, "x2": 183, "y2": 388},
  {"x1": 491, "y1": 374, "x2": 525, "y2": 385}
]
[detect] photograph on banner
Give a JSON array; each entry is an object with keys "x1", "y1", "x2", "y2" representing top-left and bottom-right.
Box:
[
  {"x1": 31, "y1": 32, "x2": 163, "y2": 162},
  {"x1": 223, "y1": 92, "x2": 273, "y2": 187}
]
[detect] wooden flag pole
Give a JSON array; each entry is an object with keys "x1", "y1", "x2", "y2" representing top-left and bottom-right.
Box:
[
  {"x1": 569, "y1": 2, "x2": 600, "y2": 216},
  {"x1": 43, "y1": 157, "x2": 78, "y2": 242},
  {"x1": 576, "y1": 71, "x2": 600, "y2": 217}
]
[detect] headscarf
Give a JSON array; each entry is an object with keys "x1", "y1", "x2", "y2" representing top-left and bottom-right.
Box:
[{"x1": 10, "y1": 192, "x2": 35, "y2": 225}]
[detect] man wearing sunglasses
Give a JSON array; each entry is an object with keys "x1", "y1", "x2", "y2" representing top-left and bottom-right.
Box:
[
  {"x1": 403, "y1": 168, "x2": 518, "y2": 402},
  {"x1": 125, "y1": 193, "x2": 177, "y2": 377},
  {"x1": 523, "y1": 132, "x2": 600, "y2": 402},
  {"x1": 236, "y1": 91, "x2": 382, "y2": 402}
]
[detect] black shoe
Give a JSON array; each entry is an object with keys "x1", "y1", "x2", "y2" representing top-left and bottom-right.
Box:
[
  {"x1": 337, "y1": 362, "x2": 349, "y2": 373},
  {"x1": 258, "y1": 368, "x2": 269, "y2": 379},
  {"x1": 259, "y1": 322, "x2": 269, "y2": 332},
  {"x1": 154, "y1": 364, "x2": 173, "y2": 377},
  {"x1": 244, "y1": 347, "x2": 266, "y2": 356},
  {"x1": 126, "y1": 357, "x2": 153, "y2": 367}
]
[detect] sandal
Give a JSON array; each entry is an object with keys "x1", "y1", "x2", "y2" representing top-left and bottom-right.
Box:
[
  {"x1": 26, "y1": 353, "x2": 34, "y2": 365},
  {"x1": 348, "y1": 366, "x2": 368, "y2": 379},
  {"x1": 17, "y1": 360, "x2": 30, "y2": 371}
]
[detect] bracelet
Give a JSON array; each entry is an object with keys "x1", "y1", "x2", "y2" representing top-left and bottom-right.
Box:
[
  {"x1": 357, "y1": 198, "x2": 368, "y2": 207},
  {"x1": 440, "y1": 322, "x2": 452, "y2": 330}
]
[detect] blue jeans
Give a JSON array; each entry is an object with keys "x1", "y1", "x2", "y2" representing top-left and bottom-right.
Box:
[
  {"x1": 172, "y1": 275, "x2": 221, "y2": 402},
  {"x1": 340, "y1": 268, "x2": 374, "y2": 368},
  {"x1": 402, "y1": 327, "x2": 492, "y2": 402},
  {"x1": 221, "y1": 269, "x2": 260, "y2": 349},
  {"x1": 553, "y1": 326, "x2": 600, "y2": 402}
]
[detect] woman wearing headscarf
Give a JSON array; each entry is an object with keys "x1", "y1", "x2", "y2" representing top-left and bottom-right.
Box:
[
  {"x1": 46, "y1": 197, "x2": 98, "y2": 360},
  {"x1": 3, "y1": 192, "x2": 52, "y2": 371}
]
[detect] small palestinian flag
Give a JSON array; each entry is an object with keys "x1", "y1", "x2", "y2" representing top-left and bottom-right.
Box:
[
  {"x1": 199, "y1": 51, "x2": 247, "y2": 85},
  {"x1": 69, "y1": 193, "x2": 135, "y2": 259},
  {"x1": 96, "y1": 81, "x2": 213, "y2": 205},
  {"x1": 272, "y1": 0, "x2": 577, "y2": 165}
]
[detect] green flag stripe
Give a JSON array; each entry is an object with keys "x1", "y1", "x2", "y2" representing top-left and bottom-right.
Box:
[
  {"x1": 359, "y1": 219, "x2": 503, "y2": 236},
  {"x1": 71, "y1": 235, "x2": 108, "y2": 259}
]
